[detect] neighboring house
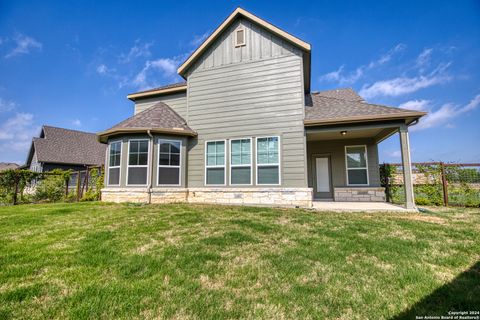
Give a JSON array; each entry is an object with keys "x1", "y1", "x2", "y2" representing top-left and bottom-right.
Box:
[
  {"x1": 25, "y1": 125, "x2": 107, "y2": 173},
  {"x1": 97, "y1": 8, "x2": 425, "y2": 209},
  {"x1": 0, "y1": 163, "x2": 19, "y2": 172}
]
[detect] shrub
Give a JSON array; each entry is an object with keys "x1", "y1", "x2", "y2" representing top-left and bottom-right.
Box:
[{"x1": 35, "y1": 169, "x2": 70, "y2": 202}]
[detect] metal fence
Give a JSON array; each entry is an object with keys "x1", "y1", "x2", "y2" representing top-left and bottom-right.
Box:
[{"x1": 381, "y1": 162, "x2": 480, "y2": 207}]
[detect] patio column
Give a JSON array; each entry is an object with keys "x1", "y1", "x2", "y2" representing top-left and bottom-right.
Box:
[{"x1": 399, "y1": 124, "x2": 415, "y2": 209}]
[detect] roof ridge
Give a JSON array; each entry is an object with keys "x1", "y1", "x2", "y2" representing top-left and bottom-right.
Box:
[{"x1": 42, "y1": 125, "x2": 97, "y2": 136}]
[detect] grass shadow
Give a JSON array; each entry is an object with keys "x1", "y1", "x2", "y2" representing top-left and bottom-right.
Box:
[{"x1": 392, "y1": 261, "x2": 480, "y2": 319}]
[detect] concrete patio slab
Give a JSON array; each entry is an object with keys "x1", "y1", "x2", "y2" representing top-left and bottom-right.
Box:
[{"x1": 312, "y1": 201, "x2": 417, "y2": 213}]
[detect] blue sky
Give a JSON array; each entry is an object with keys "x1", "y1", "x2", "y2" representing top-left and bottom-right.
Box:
[{"x1": 0, "y1": 0, "x2": 479, "y2": 164}]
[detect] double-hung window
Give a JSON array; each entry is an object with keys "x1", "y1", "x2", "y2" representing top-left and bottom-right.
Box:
[
  {"x1": 256, "y1": 136, "x2": 280, "y2": 185},
  {"x1": 205, "y1": 140, "x2": 226, "y2": 185},
  {"x1": 127, "y1": 139, "x2": 149, "y2": 185},
  {"x1": 345, "y1": 145, "x2": 369, "y2": 185},
  {"x1": 108, "y1": 141, "x2": 122, "y2": 186},
  {"x1": 230, "y1": 138, "x2": 252, "y2": 185},
  {"x1": 158, "y1": 139, "x2": 181, "y2": 185}
]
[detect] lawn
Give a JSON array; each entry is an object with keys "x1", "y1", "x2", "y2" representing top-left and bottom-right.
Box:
[{"x1": 0, "y1": 203, "x2": 479, "y2": 319}]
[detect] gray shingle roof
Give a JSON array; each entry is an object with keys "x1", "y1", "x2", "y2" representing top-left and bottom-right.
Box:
[
  {"x1": 313, "y1": 88, "x2": 364, "y2": 102},
  {"x1": 0, "y1": 162, "x2": 19, "y2": 172},
  {"x1": 128, "y1": 81, "x2": 187, "y2": 97},
  {"x1": 305, "y1": 89, "x2": 426, "y2": 125},
  {"x1": 33, "y1": 126, "x2": 107, "y2": 166},
  {"x1": 98, "y1": 102, "x2": 196, "y2": 141}
]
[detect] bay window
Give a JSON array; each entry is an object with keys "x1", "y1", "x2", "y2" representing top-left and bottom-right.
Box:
[
  {"x1": 108, "y1": 141, "x2": 122, "y2": 186},
  {"x1": 158, "y1": 139, "x2": 181, "y2": 185},
  {"x1": 345, "y1": 145, "x2": 369, "y2": 185},
  {"x1": 205, "y1": 140, "x2": 226, "y2": 185},
  {"x1": 256, "y1": 136, "x2": 280, "y2": 185},
  {"x1": 230, "y1": 138, "x2": 252, "y2": 185},
  {"x1": 127, "y1": 139, "x2": 149, "y2": 185}
]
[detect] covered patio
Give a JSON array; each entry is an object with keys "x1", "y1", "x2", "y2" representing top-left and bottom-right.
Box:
[{"x1": 304, "y1": 89, "x2": 426, "y2": 210}]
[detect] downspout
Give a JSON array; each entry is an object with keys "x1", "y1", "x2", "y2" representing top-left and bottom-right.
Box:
[
  {"x1": 408, "y1": 119, "x2": 419, "y2": 127},
  {"x1": 147, "y1": 130, "x2": 154, "y2": 204}
]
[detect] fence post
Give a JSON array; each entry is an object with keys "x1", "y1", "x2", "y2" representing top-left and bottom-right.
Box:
[
  {"x1": 65, "y1": 176, "x2": 69, "y2": 197},
  {"x1": 13, "y1": 173, "x2": 19, "y2": 205},
  {"x1": 76, "y1": 171, "x2": 81, "y2": 202},
  {"x1": 85, "y1": 167, "x2": 89, "y2": 193},
  {"x1": 440, "y1": 162, "x2": 448, "y2": 206}
]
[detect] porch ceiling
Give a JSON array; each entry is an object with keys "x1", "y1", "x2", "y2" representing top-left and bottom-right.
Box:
[{"x1": 305, "y1": 121, "x2": 401, "y2": 143}]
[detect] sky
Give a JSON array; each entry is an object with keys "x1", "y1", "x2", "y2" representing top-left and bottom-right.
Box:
[{"x1": 0, "y1": 0, "x2": 479, "y2": 164}]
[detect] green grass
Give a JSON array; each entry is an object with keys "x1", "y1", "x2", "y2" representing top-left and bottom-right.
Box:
[{"x1": 0, "y1": 202, "x2": 479, "y2": 319}]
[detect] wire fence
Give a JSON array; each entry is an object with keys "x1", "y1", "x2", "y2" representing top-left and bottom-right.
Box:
[
  {"x1": 0, "y1": 166, "x2": 104, "y2": 205},
  {"x1": 380, "y1": 162, "x2": 480, "y2": 207}
]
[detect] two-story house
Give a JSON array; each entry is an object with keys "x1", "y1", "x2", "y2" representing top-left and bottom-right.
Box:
[{"x1": 97, "y1": 8, "x2": 425, "y2": 209}]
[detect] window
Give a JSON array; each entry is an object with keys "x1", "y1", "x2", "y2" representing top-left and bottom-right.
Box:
[
  {"x1": 108, "y1": 141, "x2": 122, "y2": 186},
  {"x1": 230, "y1": 138, "x2": 252, "y2": 185},
  {"x1": 345, "y1": 145, "x2": 369, "y2": 185},
  {"x1": 205, "y1": 140, "x2": 226, "y2": 185},
  {"x1": 235, "y1": 28, "x2": 246, "y2": 47},
  {"x1": 158, "y1": 139, "x2": 181, "y2": 185},
  {"x1": 256, "y1": 136, "x2": 280, "y2": 185},
  {"x1": 127, "y1": 139, "x2": 149, "y2": 185}
]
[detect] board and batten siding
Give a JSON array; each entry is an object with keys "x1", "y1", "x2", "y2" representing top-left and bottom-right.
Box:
[
  {"x1": 185, "y1": 18, "x2": 308, "y2": 188},
  {"x1": 134, "y1": 92, "x2": 188, "y2": 120}
]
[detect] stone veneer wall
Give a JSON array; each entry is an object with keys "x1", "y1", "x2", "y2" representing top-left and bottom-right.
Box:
[
  {"x1": 101, "y1": 187, "x2": 313, "y2": 208},
  {"x1": 334, "y1": 187, "x2": 385, "y2": 202}
]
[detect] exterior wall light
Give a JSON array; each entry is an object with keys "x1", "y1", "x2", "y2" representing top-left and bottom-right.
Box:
[{"x1": 341, "y1": 131, "x2": 347, "y2": 136}]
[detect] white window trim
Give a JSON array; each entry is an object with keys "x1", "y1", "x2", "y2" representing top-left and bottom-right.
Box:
[
  {"x1": 205, "y1": 139, "x2": 227, "y2": 186},
  {"x1": 126, "y1": 138, "x2": 150, "y2": 187},
  {"x1": 157, "y1": 139, "x2": 182, "y2": 187},
  {"x1": 345, "y1": 145, "x2": 370, "y2": 186},
  {"x1": 255, "y1": 136, "x2": 281, "y2": 186},
  {"x1": 229, "y1": 137, "x2": 253, "y2": 186},
  {"x1": 106, "y1": 140, "x2": 122, "y2": 187},
  {"x1": 235, "y1": 27, "x2": 246, "y2": 47}
]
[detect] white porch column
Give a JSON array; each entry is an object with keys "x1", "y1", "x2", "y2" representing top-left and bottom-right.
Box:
[{"x1": 399, "y1": 124, "x2": 416, "y2": 209}]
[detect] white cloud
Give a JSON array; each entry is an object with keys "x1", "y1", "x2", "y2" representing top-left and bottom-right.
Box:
[
  {"x1": 408, "y1": 94, "x2": 480, "y2": 131},
  {"x1": 398, "y1": 99, "x2": 431, "y2": 111},
  {"x1": 189, "y1": 31, "x2": 210, "y2": 47},
  {"x1": 359, "y1": 63, "x2": 451, "y2": 99},
  {"x1": 0, "y1": 98, "x2": 16, "y2": 112},
  {"x1": 0, "y1": 113, "x2": 39, "y2": 161},
  {"x1": 319, "y1": 44, "x2": 405, "y2": 85},
  {"x1": 4, "y1": 33, "x2": 42, "y2": 58},
  {"x1": 72, "y1": 119, "x2": 81, "y2": 127},
  {"x1": 132, "y1": 57, "x2": 183, "y2": 89},
  {"x1": 118, "y1": 40, "x2": 153, "y2": 63},
  {"x1": 415, "y1": 48, "x2": 433, "y2": 68},
  {"x1": 96, "y1": 64, "x2": 108, "y2": 75}
]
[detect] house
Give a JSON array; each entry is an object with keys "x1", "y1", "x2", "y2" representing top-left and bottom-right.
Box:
[
  {"x1": 25, "y1": 125, "x2": 107, "y2": 173},
  {"x1": 97, "y1": 8, "x2": 425, "y2": 209},
  {"x1": 0, "y1": 162, "x2": 19, "y2": 172}
]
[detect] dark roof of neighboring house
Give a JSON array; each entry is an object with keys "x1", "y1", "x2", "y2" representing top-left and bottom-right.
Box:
[
  {"x1": 97, "y1": 102, "x2": 196, "y2": 142},
  {"x1": 26, "y1": 126, "x2": 107, "y2": 166},
  {"x1": 0, "y1": 162, "x2": 19, "y2": 172},
  {"x1": 127, "y1": 82, "x2": 187, "y2": 100},
  {"x1": 305, "y1": 89, "x2": 426, "y2": 126}
]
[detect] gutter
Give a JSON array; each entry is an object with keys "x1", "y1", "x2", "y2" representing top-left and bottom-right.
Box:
[{"x1": 147, "y1": 130, "x2": 154, "y2": 204}]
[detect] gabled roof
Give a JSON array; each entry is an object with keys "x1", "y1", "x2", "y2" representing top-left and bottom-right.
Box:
[
  {"x1": 127, "y1": 82, "x2": 187, "y2": 101},
  {"x1": 97, "y1": 102, "x2": 196, "y2": 142},
  {"x1": 177, "y1": 7, "x2": 311, "y2": 76},
  {"x1": 305, "y1": 90, "x2": 426, "y2": 126},
  {"x1": 26, "y1": 126, "x2": 107, "y2": 166}
]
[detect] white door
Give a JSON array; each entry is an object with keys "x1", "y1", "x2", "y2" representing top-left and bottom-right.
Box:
[{"x1": 316, "y1": 157, "x2": 330, "y2": 193}]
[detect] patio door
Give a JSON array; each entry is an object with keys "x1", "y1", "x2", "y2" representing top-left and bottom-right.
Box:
[{"x1": 314, "y1": 156, "x2": 333, "y2": 199}]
